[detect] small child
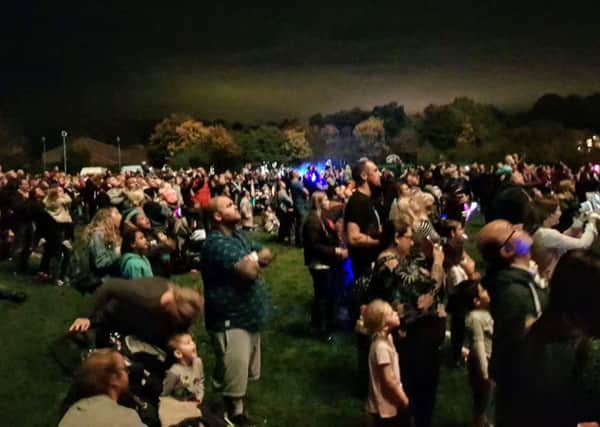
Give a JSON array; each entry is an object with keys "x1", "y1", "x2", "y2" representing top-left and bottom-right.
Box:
[
  {"x1": 455, "y1": 280, "x2": 494, "y2": 427},
  {"x1": 163, "y1": 332, "x2": 205, "y2": 402},
  {"x1": 160, "y1": 333, "x2": 205, "y2": 427},
  {"x1": 361, "y1": 299, "x2": 410, "y2": 427},
  {"x1": 262, "y1": 205, "x2": 279, "y2": 235}
]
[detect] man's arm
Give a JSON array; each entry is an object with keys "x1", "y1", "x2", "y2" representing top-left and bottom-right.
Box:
[
  {"x1": 346, "y1": 222, "x2": 379, "y2": 248},
  {"x1": 257, "y1": 247, "x2": 273, "y2": 267},
  {"x1": 233, "y1": 252, "x2": 261, "y2": 281}
]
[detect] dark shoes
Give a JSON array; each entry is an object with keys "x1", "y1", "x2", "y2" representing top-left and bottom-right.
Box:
[{"x1": 1, "y1": 290, "x2": 27, "y2": 303}]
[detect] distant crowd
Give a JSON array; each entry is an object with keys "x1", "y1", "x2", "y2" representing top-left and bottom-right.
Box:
[{"x1": 2, "y1": 154, "x2": 600, "y2": 426}]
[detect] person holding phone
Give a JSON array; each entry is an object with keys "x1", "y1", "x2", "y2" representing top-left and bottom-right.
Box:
[
  {"x1": 368, "y1": 219, "x2": 445, "y2": 427},
  {"x1": 531, "y1": 197, "x2": 599, "y2": 283}
]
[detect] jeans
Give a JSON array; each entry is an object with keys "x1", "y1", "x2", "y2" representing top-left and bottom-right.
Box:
[
  {"x1": 309, "y1": 268, "x2": 338, "y2": 335},
  {"x1": 294, "y1": 207, "x2": 307, "y2": 247},
  {"x1": 41, "y1": 223, "x2": 72, "y2": 280},
  {"x1": 276, "y1": 209, "x2": 293, "y2": 243},
  {"x1": 13, "y1": 221, "x2": 34, "y2": 273}
]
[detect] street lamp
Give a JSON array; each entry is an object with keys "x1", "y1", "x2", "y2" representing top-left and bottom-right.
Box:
[
  {"x1": 116, "y1": 136, "x2": 121, "y2": 170},
  {"x1": 41, "y1": 136, "x2": 46, "y2": 171},
  {"x1": 61, "y1": 130, "x2": 68, "y2": 172}
]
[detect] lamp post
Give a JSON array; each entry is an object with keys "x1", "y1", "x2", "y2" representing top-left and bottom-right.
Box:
[
  {"x1": 41, "y1": 136, "x2": 46, "y2": 171},
  {"x1": 116, "y1": 136, "x2": 121, "y2": 170},
  {"x1": 61, "y1": 130, "x2": 68, "y2": 172}
]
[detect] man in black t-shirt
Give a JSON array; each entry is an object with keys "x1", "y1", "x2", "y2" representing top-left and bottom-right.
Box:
[
  {"x1": 343, "y1": 159, "x2": 382, "y2": 277},
  {"x1": 344, "y1": 159, "x2": 383, "y2": 398}
]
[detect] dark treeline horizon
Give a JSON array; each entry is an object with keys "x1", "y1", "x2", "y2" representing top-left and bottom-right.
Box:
[{"x1": 4, "y1": 91, "x2": 600, "y2": 151}]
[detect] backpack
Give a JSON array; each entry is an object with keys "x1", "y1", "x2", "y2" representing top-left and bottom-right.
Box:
[
  {"x1": 65, "y1": 239, "x2": 102, "y2": 293},
  {"x1": 351, "y1": 254, "x2": 397, "y2": 307}
]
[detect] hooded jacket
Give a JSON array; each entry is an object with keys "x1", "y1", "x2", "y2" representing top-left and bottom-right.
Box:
[{"x1": 119, "y1": 252, "x2": 153, "y2": 279}]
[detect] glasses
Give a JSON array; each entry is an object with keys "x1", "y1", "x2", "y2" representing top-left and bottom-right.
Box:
[
  {"x1": 501, "y1": 230, "x2": 515, "y2": 247},
  {"x1": 501, "y1": 226, "x2": 523, "y2": 248}
]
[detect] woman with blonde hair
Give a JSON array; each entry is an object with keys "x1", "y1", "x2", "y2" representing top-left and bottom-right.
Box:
[
  {"x1": 82, "y1": 207, "x2": 122, "y2": 279},
  {"x1": 41, "y1": 186, "x2": 74, "y2": 285},
  {"x1": 408, "y1": 192, "x2": 440, "y2": 246},
  {"x1": 389, "y1": 181, "x2": 414, "y2": 225}
]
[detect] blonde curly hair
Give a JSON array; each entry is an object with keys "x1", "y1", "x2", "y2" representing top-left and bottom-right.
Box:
[{"x1": 81, "y1": 207, "x2": 121, "y2": 247}]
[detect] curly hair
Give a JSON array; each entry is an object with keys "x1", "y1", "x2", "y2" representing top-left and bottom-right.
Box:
[{"x1": 81, "y1": 207, "x2": 121, "y2": 247}]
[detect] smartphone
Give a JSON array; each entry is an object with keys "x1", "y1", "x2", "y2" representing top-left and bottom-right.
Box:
[
  {"x1": 580, "y1": 201, "x2": 593, "y2": 214},
  {"x1": 586, "y1": 193, "x2": 600, "y2": 210}
]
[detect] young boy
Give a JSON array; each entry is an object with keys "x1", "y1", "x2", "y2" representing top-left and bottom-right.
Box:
[
  {"x1": 162, "y1": 332, "x2": 204, "y2": 402},
  {"x1": 160, "y1": 333, "x2": 205, "y2": 426},
  {"x1": 456, "y1": 280, "x2": 494, "y2": 427}
]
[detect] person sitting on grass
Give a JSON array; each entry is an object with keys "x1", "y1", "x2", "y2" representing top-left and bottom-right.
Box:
[
  {"x1": 261, "y1": 205, "x2": 279, "y2": 235},
  {"x1": 162, "y1": 332, "x2": 204, "y2": 402},
  {"x1": 159, "y1": 332, "x2": 205, "y2": 427},
  {"x1": 131, "y1": 210, "x2": 176, "y2": 278},
  {"x1": 359, "y1": 299, "x2": 410, "y2": 427},
  {"x1": 119, "y1": 229, "x2": 153, "y2": 279},
  {"x1": 58, "y1": 349, "x2": 145, "y2": 427},
  {"x1": 454, "y1": 280, "x2": 494, "y2": 427},
  {"x1": 83, "y1": 207, "x2": 123, "y2": 279}
]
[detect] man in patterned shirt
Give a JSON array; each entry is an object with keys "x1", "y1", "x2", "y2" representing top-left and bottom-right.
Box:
[{"x1": 201, "y1": 195, "x2": 273, "y2": 426}]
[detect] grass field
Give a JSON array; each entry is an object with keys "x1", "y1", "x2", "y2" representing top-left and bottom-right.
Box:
[{"x1": 0, "y1": 221, "x2": 482, "y2": 427}]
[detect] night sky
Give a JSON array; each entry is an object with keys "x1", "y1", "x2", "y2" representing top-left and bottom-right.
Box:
[{"x1": 2, "y1": 1, "x2": 600, "y2": 130}]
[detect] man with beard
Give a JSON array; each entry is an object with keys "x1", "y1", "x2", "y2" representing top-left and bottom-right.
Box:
[
  {"x1": 201, "y1": 196, "x2": 273, "y2": 426},
  {"x1": 344, "y1": 159, "x2": 383, "y2": 278},
  {"x1": 343, "y1": 159, "x2": 383, "y2": 397}
]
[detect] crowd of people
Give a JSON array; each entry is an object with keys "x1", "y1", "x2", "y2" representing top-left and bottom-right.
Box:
[{"x1": 2, "y1": 154, "x2": 600, "y2": 426}]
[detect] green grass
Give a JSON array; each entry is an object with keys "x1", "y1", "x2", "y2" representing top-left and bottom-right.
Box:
[{"x1": 0, "y1": 223, "x2": 482, "y2": 427}]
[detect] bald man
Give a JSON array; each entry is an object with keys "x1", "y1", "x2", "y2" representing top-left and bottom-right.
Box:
[
  {"x1": 201, "y1": 196, "x2": 273, "y2": 426},
  {"x1": 477, "y1": 220, "x2": 548, "y2": 427}
]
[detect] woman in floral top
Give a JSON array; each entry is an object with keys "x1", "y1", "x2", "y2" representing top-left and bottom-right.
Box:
[{"x1": 370, "y1": 218, "x2": 445, "y2": 427}]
